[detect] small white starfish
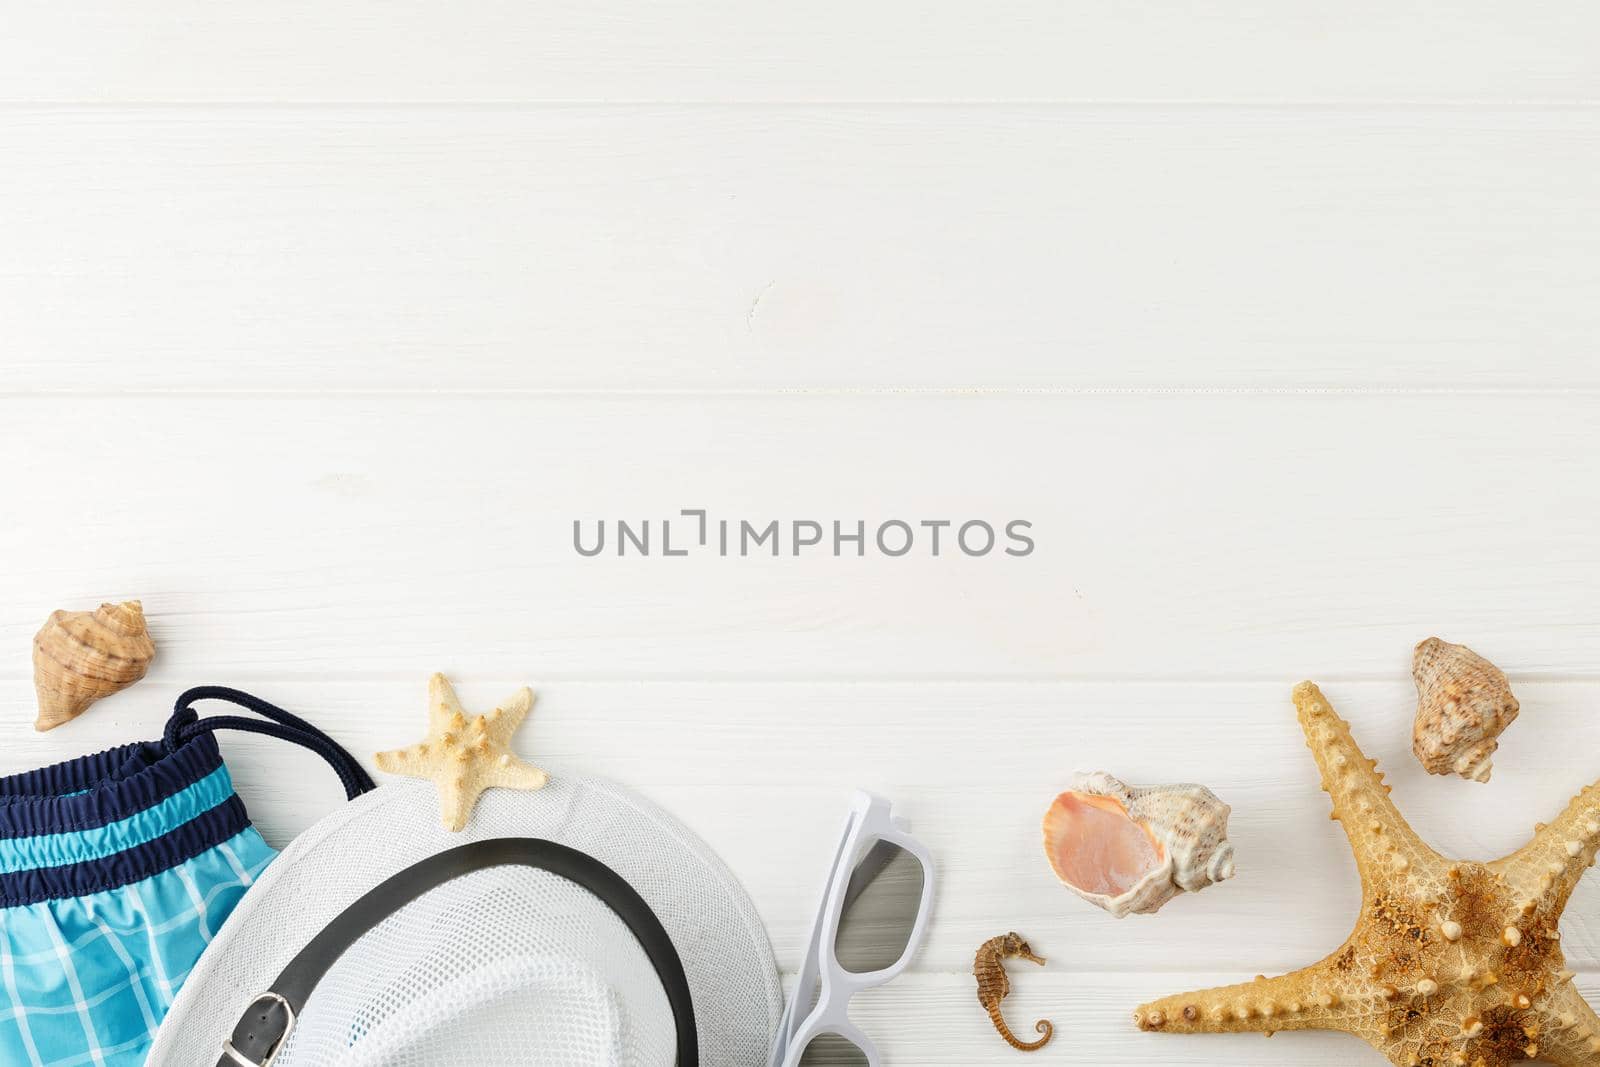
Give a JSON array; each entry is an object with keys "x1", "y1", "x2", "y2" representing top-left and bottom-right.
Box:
[{"x1": 375, "y1": 673, "x2": 549, "y2": 831}]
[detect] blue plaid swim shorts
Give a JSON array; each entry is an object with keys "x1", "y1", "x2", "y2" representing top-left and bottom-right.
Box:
[{"x1": 0, "y1": 734, "x2": 277, "y2": 1067}]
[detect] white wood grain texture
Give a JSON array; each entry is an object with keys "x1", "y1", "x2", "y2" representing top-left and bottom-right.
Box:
[
  {"x1": 2, "y1": 3, "x2": 1597, "y2": 103},
  {"x1": 0, "y1": 393, "x2": 1595, "y2": 680},
  {"x1": 4, "y1": 107, "x2": 1599, "y2": 390},
  {"x1": 4, "y1": 10, "x2": 1598, "y2": 1060},
  {"x1": 7, "y1": 680, "x2": 1600, "y2": 979}
]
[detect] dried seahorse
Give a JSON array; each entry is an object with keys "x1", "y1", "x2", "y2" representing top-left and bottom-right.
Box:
[{"x1": 974, "y1": 932, "x2": 1054, "y2": 1051}]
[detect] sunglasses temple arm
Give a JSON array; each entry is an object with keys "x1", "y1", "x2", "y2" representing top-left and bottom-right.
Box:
[
  {"x1": 767, "y1": 999, "x2": 796, "y2": 1067},
  {"x1": 770, "y1": 833, "x2": 880, "y2": 1064}
]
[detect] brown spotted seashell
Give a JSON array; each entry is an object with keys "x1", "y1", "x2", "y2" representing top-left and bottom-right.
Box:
[
  {"x1": 1411, "y1": 636, "x2": 1519, "y2": 783},
  {"x1": 32, "y1": 601, "x2": 155, "y2": 731}
]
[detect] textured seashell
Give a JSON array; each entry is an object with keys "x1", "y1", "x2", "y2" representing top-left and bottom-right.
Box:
[
  {"x1": 32, "y1": 601, "x2": 155, "y2": 731},
  {"x1": 1042, "y1": 771, "x2": 1235, "y2": 918},
  {"x1": 1411, "y1": 636, "x2": 1519, "y2": 783}
]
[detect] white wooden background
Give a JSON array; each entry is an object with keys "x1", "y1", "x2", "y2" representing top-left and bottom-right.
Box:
[{"x1": 3, "y1": 6, "x2": 1599, "y2": 1064}]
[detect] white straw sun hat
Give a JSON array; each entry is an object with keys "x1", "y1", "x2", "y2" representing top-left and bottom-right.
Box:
[{"x1": 149, "y1": 777, "x2": 781, "y2": 1066}]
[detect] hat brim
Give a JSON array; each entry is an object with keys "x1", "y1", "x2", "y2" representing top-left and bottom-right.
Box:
[{"x1": 150, "y1": 776, "x2": 782, "y2": 1066}]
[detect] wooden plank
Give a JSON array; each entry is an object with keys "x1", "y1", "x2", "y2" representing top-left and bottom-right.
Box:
[
  {"x1": 8, "y1": 680, "x2": 1600, "y2": 976},
  {"x1": 1, "y1": 392, "x2": 1596, "y2": 680},
  {"x1": 1, "y1": 3, "x2": 1596, "y2": 104},
  {"x1": 3, "y1": 107, "x2": 1599, "y2": 390}
]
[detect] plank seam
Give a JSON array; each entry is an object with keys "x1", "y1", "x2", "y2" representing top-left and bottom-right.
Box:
[
  {"x1": 0, "y1": 99, "x2": 1597, "y2": 110},
  {"x1": 1, "y1": 673, "x2": 1599, "y2": 684},
  {"x1": 1, "y1": 387, "x2": 1598, "y2": 399}
]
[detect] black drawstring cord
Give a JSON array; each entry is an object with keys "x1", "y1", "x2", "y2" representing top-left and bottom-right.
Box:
[{"x1": 166, "y1": 686, "x2": 376, "y2": 800}]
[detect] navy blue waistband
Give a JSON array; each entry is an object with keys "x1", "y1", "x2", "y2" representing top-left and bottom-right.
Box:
[
  {"x1": 0, "y1": 733, "x2": 224, "y2": 839},
  {"x1": 0, "y1": 794, "x2": 253, "y2": 907}
]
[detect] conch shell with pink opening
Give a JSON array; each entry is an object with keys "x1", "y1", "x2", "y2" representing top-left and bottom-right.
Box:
[{"x1": 1042, "y1": 771, "x2": 1235, "y2": 918}]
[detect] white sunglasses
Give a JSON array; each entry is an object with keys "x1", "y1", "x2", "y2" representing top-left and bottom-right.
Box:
[{"x1": 769, "y1": 791, "x2": 936, "y2": 1067}]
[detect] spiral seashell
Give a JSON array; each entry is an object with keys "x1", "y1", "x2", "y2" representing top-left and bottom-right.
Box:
[
  {"x1": 1411, "y1": 636, "x2": 1519, "y2": 783},
  {"x1": 32, "y1": 600, "x2": 155, "y2": 731},
  {"x1": 1042, "y1": 771, "x2": 1235, "y2": 918}
]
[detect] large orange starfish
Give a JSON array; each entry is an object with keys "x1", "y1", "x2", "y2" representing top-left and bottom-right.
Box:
[{"x1": 1136, "y1": 682, "x2": 1600, "y2": 1066}]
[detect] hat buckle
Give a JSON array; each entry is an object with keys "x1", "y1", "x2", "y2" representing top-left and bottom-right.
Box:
[{"x1": 219, "y1": 991, "x2": 297, "y2": 1067}]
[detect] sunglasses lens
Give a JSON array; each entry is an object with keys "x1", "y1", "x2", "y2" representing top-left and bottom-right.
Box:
[
  {"x1": 798, "y1": 1032, "x2": 869, "y2": 1065},
  {"x1": 831, "y1": 839, "x2": 926, "y2": 974}
]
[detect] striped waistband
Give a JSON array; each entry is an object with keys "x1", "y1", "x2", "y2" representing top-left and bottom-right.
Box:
[{"x1": 0, "y1": 734, "x2": 252, "y2": 907}]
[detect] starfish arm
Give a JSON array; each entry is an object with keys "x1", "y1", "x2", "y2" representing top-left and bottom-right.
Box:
[
  {"x1": 436, "y1": 772, "x2": 485, "y2": 832},
  {"x1": 1294, "y1": 682, "x2": 1443, "y2": 891},
  {"x1": 483, "y1": 687, "x2": 534, "y2": 747},
  {"x1": 1530, "y1": 979, "x2": 1600, "y2": 1064},
  {"x1": 428, "y1": 672, "x2": 471, "y2": 734},
  {"x1": 484, "y1": 755, "x2": 549, "y2": 791},
  {"x1": 1489, "y1": 779, "x2": 1600, "y2": 918},
  {"x1": 1136, "y1": 961, "x2": 1371, "y2": 1037},
  {"x1": 374, "y1": 745, "x2": 433, "y2": 775}
]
